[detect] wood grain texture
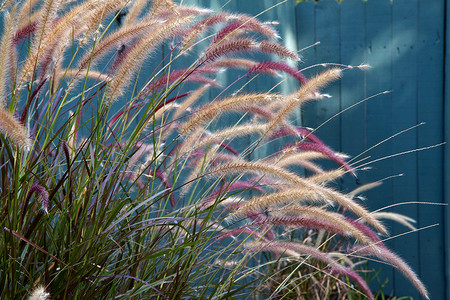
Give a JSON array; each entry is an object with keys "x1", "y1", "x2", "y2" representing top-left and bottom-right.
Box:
[{"x1": 296, "y1": 0, "x2": 445, "y2": 298}]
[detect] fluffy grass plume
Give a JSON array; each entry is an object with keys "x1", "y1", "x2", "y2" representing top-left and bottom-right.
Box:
[
  {"x1": 0, "y1": 109, "x2": 31, "y2": 148},
  {"x1": 28, "y1": 285, "x2": 50, "y2": 300}
]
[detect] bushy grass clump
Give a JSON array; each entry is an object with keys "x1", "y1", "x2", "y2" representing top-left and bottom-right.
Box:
[{"x1": 0, "y1": 1, "x2": 427, "y2": 299}]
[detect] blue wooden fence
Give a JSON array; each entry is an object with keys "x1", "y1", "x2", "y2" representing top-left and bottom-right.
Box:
[
  {"x1": 190, "y1": 0, "x2": 447, "y2": 299},
  {"x1": 296, "y1": 1, "x2": 446, "y2": 299}
]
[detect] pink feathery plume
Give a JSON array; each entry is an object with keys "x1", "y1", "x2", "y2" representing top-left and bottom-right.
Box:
[
  {"x1": 270, "y1": 127, "x2": 324, "y2": 144},
  {"x1": 354, "y1": 245, "x2": 429, "y2": 299},
  {"x1": 210, "y1": 59, "x2": 279, "y2": 76},
  {"x1": 211, "y1": 18, "x2": 279, "y2": 44},
  {"x1": 189, "y1": 140, "x2": 239, "y2": 156},
  {"x1": 25, "y1": 185, "x2": 50, "y2": 213},
  {"x1": 173, "y1": 74, "x2": 219, "y2": 87},
  {"x1": 13, "y1": 23, "x2": 37, "y2": 44},
  {"x1": 109, "y1": 40, "x2": 138, "y2": 74},
  {"x1": 248, "y1": 61, "x2": 307, "y2": 85},
  {"x1": 207, "y1": 180, "x2": 264, "y2": 201},
  {"x1": 346, "y1": 218, "x2": 386, "y2": 248},
  {"x1": 254, "y1": 216, "x2": 353, "y2": 239},
  {"x1": 148, "y1": 67, "x2": 221, "y2": 92},
  {"x1": 151, "y1": 92, "x2": 193, "y2": 116},
  {"x1": 285, "y1": 141, "x2": 355, "y2": 176},
  {"x1": 202, "y1": 38, "x2": 255, "y2": 62},
  {"x1": 216, "y1": 141, "x2": 239, "y2": 156},
  {"x1": 174, "y1": 6, "x2": 212, "y2": 16},
  {"x1": 183, "y1": 13, "x2": 231, "y2": 36},
  {"x1": 167, "y1": 137, "x2": 239, "y2": 159},
  {"x1": 295, "y1": 127, "x2": 326, "y2": 144},
  {"x1": 212, "y1": 21, "x2": 246, "y2": 44},
  {"x1": 217, "y1": 227, "x2": 268, "y2": 242},
  {"x1": 258, "y1": 41, "x2": 300, "y2": 61},
  {"x1": 228, "y1": 14, "x2": 279, "y2": 39}
]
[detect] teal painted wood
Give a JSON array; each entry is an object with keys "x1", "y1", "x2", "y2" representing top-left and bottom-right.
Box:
[
  {"x1": 363, "y1": 0, "x2": 395, "y2": 294},
  {"x1": 416, "y1": 1, "x2": 446, "y2": 299},
  {"x1": 295, "y1": 1, "x2": 315, "y2": 179},
  {"x1": 390, "y1": 1, "x2": 421, "y2": 298},
  {"x1": 339, "y1": 1, "x2": 366, "y2": 190},
  {"x1": 294, "y1": 0, "x2": 315, "y2": 133},
  {"x1": 295, "y1": 1, "x2": 315, "y2": 61},
  {"x1": 307, "y1": 0, "x2": 341, "y2": 154},
  {"x1": 296, "y1": 0, "x2": 446, "y2": 299},
  {"x1": 446, "y1": 0, "x2": 450, "y2": 298},
  {"x1": 299, "y1": 0, "x2": 343, "y2": 181}
]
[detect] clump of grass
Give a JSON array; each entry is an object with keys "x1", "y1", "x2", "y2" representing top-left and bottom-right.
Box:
[{"x1": 0, "y1": 1, "x2": 428, "y2": 299}]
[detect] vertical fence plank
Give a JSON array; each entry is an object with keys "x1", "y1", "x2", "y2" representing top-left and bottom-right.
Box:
[
  {"x1": 295, "y1": 1, "x2": 315, "y2": 61},
  {"x1": 339, "y1": 1, "x2": 366, "y2": 190},
  {"x1": 363, "y1": 0, "x2": 395, "y2": 294},
  {"x1": 295, "y1": 0, "x2": 315, "y2": 145},
  {"x1": 416, "y1": 1, "x2": 446, "y2": 299},
  {"x1": 444, "y1": 0, "x2": 450, "y2": 298},
  {"x1": 391, "y1": 0, "x2": 420, "y2": 298},
  {"x1": 303, "y1": 0, "x2": 342, "y2": 159}
]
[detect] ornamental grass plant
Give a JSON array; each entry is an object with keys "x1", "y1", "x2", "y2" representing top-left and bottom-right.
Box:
[{"x1": 0, "y1": 0, "x2": 428, "y2": 299}]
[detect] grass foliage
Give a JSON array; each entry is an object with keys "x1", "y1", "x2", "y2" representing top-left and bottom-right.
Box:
[{"x1": 0, "y1": 0, "x2": 426, "y2": 299}]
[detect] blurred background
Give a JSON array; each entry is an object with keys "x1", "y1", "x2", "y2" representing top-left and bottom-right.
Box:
[{"x1": 185, "y1": 0, "x2": 447, "y2": 299}]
